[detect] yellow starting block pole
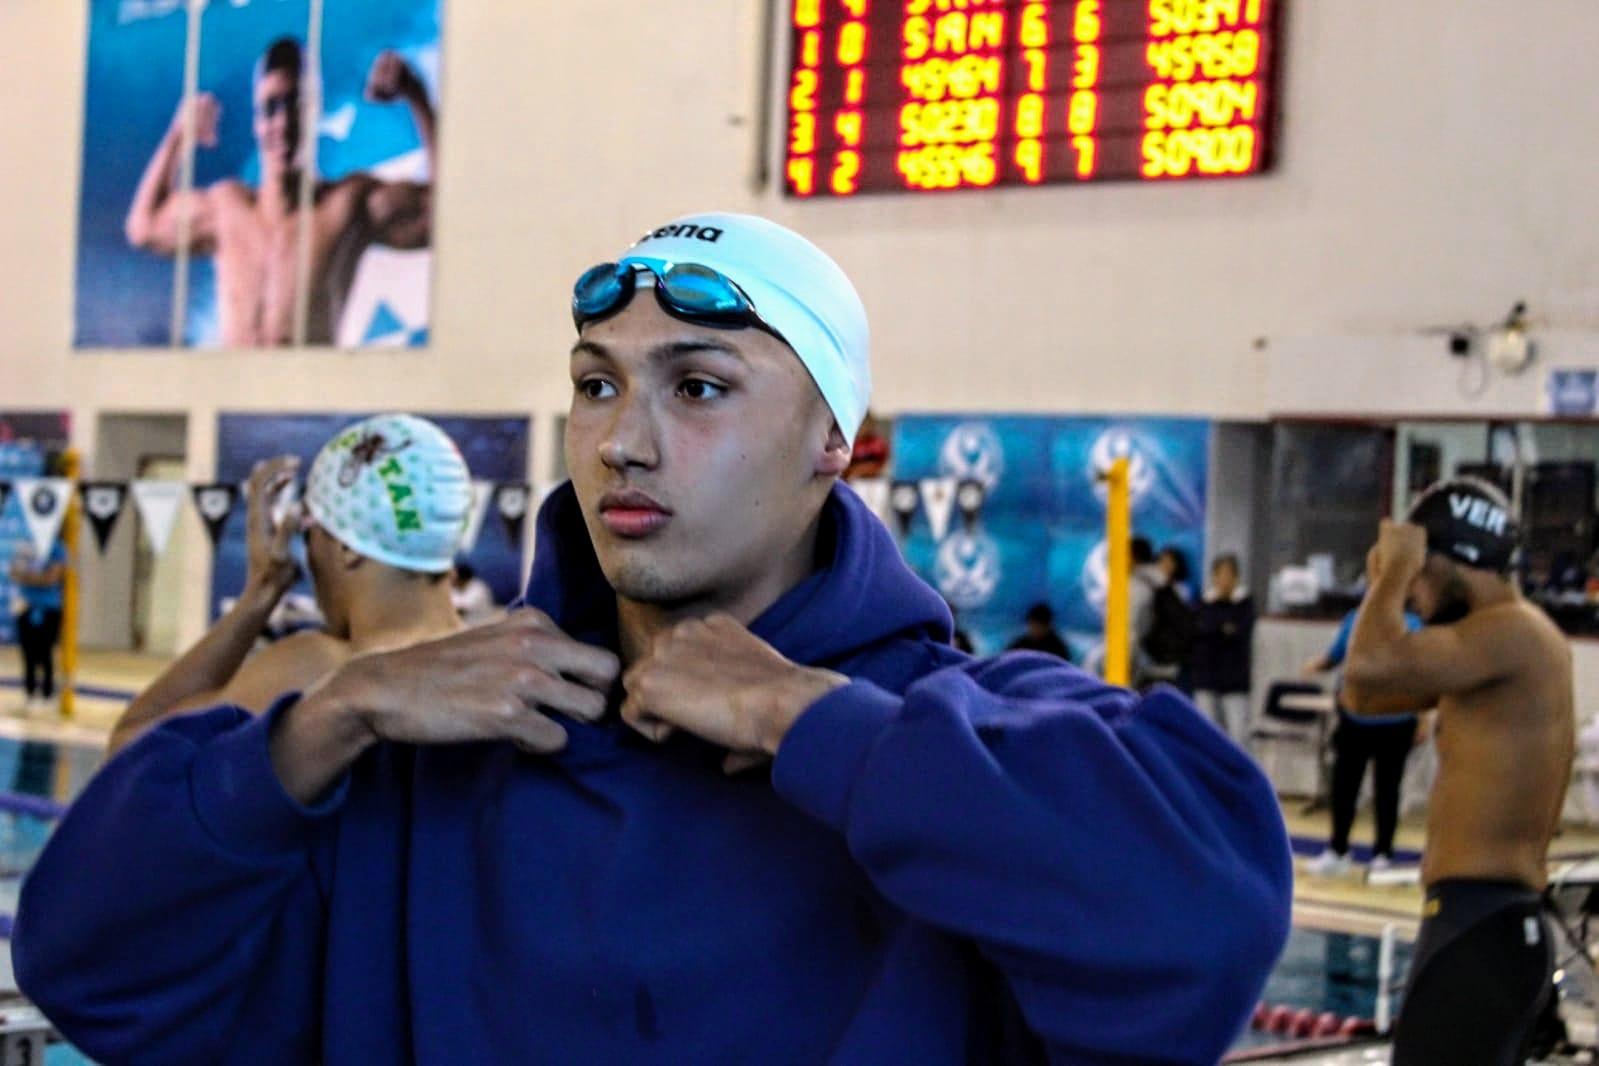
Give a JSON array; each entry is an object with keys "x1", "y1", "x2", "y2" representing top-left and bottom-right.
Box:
[
  {"x1": 58, "y1": 449, "x2": 81, "y2": 720},
  {"x1": 1102, "y1": 456, "x2": 1131, "y2": 687}
]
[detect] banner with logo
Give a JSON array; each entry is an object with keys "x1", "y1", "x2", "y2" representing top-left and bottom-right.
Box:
[
  {"x1": 892, "y1": 415, "x2": 1211, "y2": 659},
  {"x1": 212, "y1": 413, "x2": 529, "y2": 620},
  {"x1": 0, "y1": 413, "x2": 72, "y2": 645},
  {"x1": 75, "y1": 0, "x2": 444, "y2": 349}
]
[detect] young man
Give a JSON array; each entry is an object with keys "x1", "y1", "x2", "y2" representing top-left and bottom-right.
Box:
[
  {"x1": 17, "y1": 214, "x2": 1292, "y2": 1064},
  {"x1": 1343, "y1": 478, "x2": 1575, "y2": 1065},
  {"x1": 108, "y1": 413, "x2": 472, "y2": 755},
  {"x1": 125, "y1": 39, "x2": 435, "y2": 345}
]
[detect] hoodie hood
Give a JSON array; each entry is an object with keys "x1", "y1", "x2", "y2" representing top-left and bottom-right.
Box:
[{"x1": 522, "y1": 480, "x2": 952, "y2": 666}]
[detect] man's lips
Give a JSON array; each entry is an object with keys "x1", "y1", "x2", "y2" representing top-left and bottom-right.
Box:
[{"x1": 599, "y1": 490, "x2": 673, "y2": 538}]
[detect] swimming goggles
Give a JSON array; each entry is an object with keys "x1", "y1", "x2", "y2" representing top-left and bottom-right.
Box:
[{"x1": 572, "y1": 260, "x2": 788, "y2": 344}]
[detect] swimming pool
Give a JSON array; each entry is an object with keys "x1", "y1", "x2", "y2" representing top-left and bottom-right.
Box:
[{"x1": 1229, "y1": 926, "x2": 1413, "y2": 1055}]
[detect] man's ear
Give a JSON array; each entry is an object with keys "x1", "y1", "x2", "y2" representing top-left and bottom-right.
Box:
[{"x1": 816, "y1": 420, "x2": 851, "y2": 477}]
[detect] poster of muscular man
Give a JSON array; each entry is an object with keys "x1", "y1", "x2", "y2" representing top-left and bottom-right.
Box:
[{"x1": 75, "y1": 0, "x2": 442, "y2": 349}]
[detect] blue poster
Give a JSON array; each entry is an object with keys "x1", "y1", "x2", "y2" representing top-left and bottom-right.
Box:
[
  {"x1": 892, "y1": 415, "x2": 1211, "y2": 659},
  {"x1": 0, "y1": 414, "x2": 73, "y2": 647},
  {"x1": 212, "y1": 413, "x2": 530, "y2": 620},
  {"x1": 77, "y1": 0, "x2": 443, "y2": 349}
]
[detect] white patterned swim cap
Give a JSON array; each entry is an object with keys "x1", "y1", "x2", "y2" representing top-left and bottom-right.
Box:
[{"x1": 303, "y1": 414, "x2": 471, "y2": 574}]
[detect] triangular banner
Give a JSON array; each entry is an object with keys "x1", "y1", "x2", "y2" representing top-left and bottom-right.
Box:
[
  {"x1": 849, "y1": 478, "x2": 892, "y2": 528},
  {"x1": 919, "y1": 477, "x2": 958, "y2": 542},
  {"x1": 495, "y1": 482, "x2": 531, "y2": 546},
  {"x1": 14, "y1": 478, "x2": 72, "y2": 558},
  {"x1": 191, "y1": 483, "x2": 240, "y2": 548},
  {"x1": 79, "y1": 481, "x2": 129, "y2": 553},
  {"x1": 130, "y1": 480, "x2": 188, "y2": 557},
  {"x1": 889, "y1": 480, "x2": 920, "y2": 537},
  {"x1": 460, "y1": 479, "x2": 495, "y2": 552},
  {"x1": 956, "y1": 478, "x2": 986, "y2": 531}
]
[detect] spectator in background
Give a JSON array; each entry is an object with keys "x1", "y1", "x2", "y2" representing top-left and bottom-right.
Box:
[
  {"x1": 844, "y1": 411, "x2": 889, "y2": 481},
  {"x1": 1190, "y1": 554, "x2": 1255, "y2": 744},
  {"x1": 450, "y1": 561, "x2": 498, "y2": 625},
  {"x1": 8, "y1": 541, "x2": 68, "y2": 713},
  {"x1": 1157, "y1": 546, "x2": 1193, "y2": 601},
  {"x1": 1137, "y1": 542, "x2": 1194, "y2": 691},
  {"x1": 1302, "y1": 603, "x2": 1430, "y2": 878},
  {"x1": 1008, "y1": 602, "x2": 1071, "y2": 660}
]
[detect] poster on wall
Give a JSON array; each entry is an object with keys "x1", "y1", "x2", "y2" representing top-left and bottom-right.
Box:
[
  {"x1": 75, "y1": 0, "x2": 443, "y2": 349},
  {"x1": 212, "y1": 414, "x2": 529, "y2": 622},
  {"x1": 892, "y1": 415, "x2": 1211, "y2": 660},
  {"x1": 0, "y1": 414, "x2": 73, "y2": 647}
]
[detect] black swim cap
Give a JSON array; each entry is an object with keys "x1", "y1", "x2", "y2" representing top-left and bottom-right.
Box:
[{"x1": 1406, "y1": 477, "x2": 1518, "y2": 573}]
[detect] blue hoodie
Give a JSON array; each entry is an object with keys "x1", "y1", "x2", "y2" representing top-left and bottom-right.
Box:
[{"x1": 15, "y1": 484, "x2": 1291, "y2": 1064}]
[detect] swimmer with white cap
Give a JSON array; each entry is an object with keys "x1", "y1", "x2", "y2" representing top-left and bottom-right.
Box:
[
  {"x1": 109, "y1": 413, "x2": 474, "y2": 754},
  {"x1": 1343, "y1": 477, "x2": 1575, "y2": 1064}
]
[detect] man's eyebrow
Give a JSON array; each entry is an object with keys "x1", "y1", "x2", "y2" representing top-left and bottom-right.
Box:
[
  {"x1": 648, "y1": 338, "x2": 749, "y2": 366},
  {"x1": 570, "y1": 337, "x2": 750, "y2": 365}
]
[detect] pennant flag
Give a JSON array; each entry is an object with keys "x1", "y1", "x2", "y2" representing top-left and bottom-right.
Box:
[
  {"x1": 919, "y1": 477, "x2": 958, "y2": 542},
  {"x1": 889, "y1": 480, "x2": 920, "y2": 537},
  {"x1": 495, "y1": 483, "x2": 531, "y2": 546},
  {"x1": 956, "y1": 478, "x2": 986, "y2": 531},
  {"x1": 460, "y1": 479, "x2": 495, "y2": 552},
  {"x1": 79, "y1": 481, "x2": 129, "y2": 553},
  {"x1": 849, "y1": 478, "x2": 892, "y2": 528},
  {"x1": 130, "y1": 480, "x2": 188, "y2": 557},
  {"x1": 191, "y1": 483, "x2": 241, "y2": 548},
  {"x1": 14, "y1": 478, "x2": 72, "y2": 558}
]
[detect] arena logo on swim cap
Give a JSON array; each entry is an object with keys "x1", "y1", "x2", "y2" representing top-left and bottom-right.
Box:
[
  {"x1": 638, "y1": 224, "x2": 724, "y2": 244},
  {"x1": 1448, "y1": 494, "x2": 1510, "y2": 537}
]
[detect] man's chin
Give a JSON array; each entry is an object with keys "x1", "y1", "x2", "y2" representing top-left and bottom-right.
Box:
[{"x1": 596, "y1": 549, "x2": 696, "y2": 605}]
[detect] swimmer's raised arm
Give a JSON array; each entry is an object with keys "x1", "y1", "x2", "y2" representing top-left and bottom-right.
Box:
[
  {"x1": 1344, "y1": 520, "x2": 1522, "y2": 713},
  {"x1": 124, "y1": 93, "x2": 222, "y2": 256},
  {"x1": 350, "y1": 51, "x2": 435, "y2": 250},
  {"x1": 110, "y1": 458, "x2": 302, "y2": 755}
]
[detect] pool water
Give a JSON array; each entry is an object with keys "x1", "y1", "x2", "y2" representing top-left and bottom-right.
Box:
[{"x1": 1230, "y1": 926, "x2": 1414, "y2": 1052}]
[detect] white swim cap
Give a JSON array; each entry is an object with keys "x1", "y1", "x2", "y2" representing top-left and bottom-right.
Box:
[
  {"x1": 304, "y1": 414, "x2": 472, "y2": 574},
  {"x1": 617, "y1": 212, "x2": 872, "y2": 441}
]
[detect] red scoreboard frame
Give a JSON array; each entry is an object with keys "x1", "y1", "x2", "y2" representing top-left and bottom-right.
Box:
[{"x1": 782, "y1": 0, "x2": 1280, "y2": 196}]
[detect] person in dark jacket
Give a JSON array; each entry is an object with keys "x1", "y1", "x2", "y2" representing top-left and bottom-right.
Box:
[
  {"x1": 1007, "y1": 601, "x2": 1071, "y2": 660},
  {"x1": 1190, "y1": 553, "x2": 1256, "y2": 743},
  {"x1": 14, "y1": 212, "x2": 1291, "y2": 1065}
]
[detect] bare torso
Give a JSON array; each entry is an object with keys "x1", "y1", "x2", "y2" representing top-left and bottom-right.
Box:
[
  {"x1": 1422, "y1": 602, "x2": 1575, "y2": 890},
  {"x1": 205, "y1": 179, "x2": 370, "y2": 346}
]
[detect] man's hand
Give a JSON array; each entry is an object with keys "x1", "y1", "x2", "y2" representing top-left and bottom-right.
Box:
[
  {"x1": 365, "y1": 51, "x2": 420, "y2": 103},
  {"x1": 338, "y1": 609, "x2": 618, "y2": 749},
  {"x1": 1367, "y1": 519, "x2": 1428, "y2": 586},
  {"x1": 620, "y1": 615, "x2": 848, "y2": 774},
  {"x1": 243, "y1": 458, "x2": 302, "y2": 608},
  {"x1": 274, "y1": 610, "x2": 620, "y2": 803},
  {"x1": 172, "y1": 92, "x2": 220, "y2": 148}
]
